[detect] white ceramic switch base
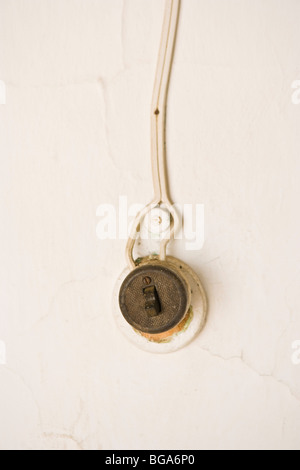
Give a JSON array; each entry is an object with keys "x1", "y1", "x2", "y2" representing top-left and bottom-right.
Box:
[{"x1": 113, "y1": 256, "x2": 207, "y2": 354}]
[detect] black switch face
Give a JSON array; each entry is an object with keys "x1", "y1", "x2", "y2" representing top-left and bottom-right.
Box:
[
  {"x1": 143, "y1": 285, "x2": 161, "y2": 317},
  {"x1": 119, "y1": 263, "x2": 189, "y2": 335}
]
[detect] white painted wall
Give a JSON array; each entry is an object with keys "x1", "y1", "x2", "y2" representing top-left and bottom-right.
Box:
[{"x1": 0, "y1": 0, "x2": 300, "y2": 450}]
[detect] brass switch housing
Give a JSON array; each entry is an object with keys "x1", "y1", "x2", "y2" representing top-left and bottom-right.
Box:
[{"x1": 119, "y1": 260, "x2": 191, "y2": 335}]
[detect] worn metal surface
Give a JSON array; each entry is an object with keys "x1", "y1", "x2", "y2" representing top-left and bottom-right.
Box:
[{"x1": 119, "y1": 262, "x2": 190, "y2": 334}]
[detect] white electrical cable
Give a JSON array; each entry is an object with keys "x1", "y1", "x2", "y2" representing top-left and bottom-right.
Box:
[{"x1": 126, "y1": 0, "x2": 181, "y2": 270}]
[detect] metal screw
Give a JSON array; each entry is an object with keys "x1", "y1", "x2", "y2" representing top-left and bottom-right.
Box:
[{"x1": 143, "y1": 276, "x2": 152, "y2": 285}]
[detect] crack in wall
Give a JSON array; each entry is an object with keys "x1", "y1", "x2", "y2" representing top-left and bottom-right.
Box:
[
  {"x1": 42, "y1": 432, "x2": 84, "y2": 450},
  {"x1": 32, "y1": 274, "x2": 100, "y2": 329},
  {"x1": 198, "y1": 346, "x2": 300, "y2": 404},
  {"x1": 1, "y1": 367, "x2": 43, "y2": 430},
  {"x1": 121, "y1": 0, "x2": 128, "y2": 69}
]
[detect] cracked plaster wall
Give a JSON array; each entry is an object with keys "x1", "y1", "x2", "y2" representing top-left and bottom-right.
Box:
[{"x1": 0, "y1": 0, "x2": 300, "y2": 450}]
